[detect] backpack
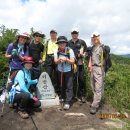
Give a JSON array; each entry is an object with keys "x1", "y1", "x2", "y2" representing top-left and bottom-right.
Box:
[
  {"x1": 9, "y1": 70, "x2": 26, "y2": 104},
  {"x1": 87, "y1": 44, "x2": 112, "y2": 73},
  {"x1": 101, "y1": 45, "x2": 112, "y2": 73},
  {"x1": 7, "y1": 70, "x2": 25, "y2": 91}
]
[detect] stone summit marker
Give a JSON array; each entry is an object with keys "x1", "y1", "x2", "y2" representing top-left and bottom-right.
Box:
[{"x1": 37, "y1": 72, "x2": 59, "y2": 107}]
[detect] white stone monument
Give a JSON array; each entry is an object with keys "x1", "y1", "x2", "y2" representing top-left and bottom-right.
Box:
[{"x1": 37, "y1": 72, "x2": 59, "y2": 107}]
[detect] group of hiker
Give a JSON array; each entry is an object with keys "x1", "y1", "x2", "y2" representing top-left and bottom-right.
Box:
[{"x1": 4, "y1": 28, "x2": 111, "y2": 119}]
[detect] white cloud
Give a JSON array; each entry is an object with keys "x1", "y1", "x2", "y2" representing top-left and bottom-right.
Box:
[{"x1": 0, "y1": 0, "x2": 130, "y2": 54}]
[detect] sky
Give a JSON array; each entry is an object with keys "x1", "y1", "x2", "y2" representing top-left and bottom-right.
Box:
[{"x1": 0, "y1": 0, "x2": 130, "y2": 54}]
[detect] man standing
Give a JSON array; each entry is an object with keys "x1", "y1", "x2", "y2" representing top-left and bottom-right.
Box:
[
  {"x1": 29, "y1": 31, "x2": 45, "y2": 79},
  {"x1": 89, "y1": 32, "x2": 105, "y2": 114},
  {"x1": 42, "y1": 30, "x2": 58, "y2": 93},
  {"x1": 68, "y1": 28, "x2": 87, "y2": 103}
]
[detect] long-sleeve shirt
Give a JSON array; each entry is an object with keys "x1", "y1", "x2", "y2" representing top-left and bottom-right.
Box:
[
  {"x1": 6, "y1": 43, "x2": 29, "y2": 70},
  {"x1": 12, "y1": 67, "x2": 38, "y2": 98}
]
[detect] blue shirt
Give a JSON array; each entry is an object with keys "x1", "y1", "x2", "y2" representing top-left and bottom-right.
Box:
[
  {"x1": 12, "y1": 67, "x2": 38, "y2": 98},
  {"x1": 54, "y1": 47, "x2": 75, "y2": 72}
]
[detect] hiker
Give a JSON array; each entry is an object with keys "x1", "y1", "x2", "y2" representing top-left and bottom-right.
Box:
[
  {"x1": 10, "y1": 56, "x2": 41, "y2": 119},
  {"x1": 42, "y1": 30, "x2": 58, "y2": 93},
  {"x1": 29, "y1": 31, "x2": 44, "y2": 79},
  {"x1": 88, "y1": 32, "x2": 105, "y2": 114},
  {"x1": 5, "y1": 32, "x2": 29, "y2": 71},
  {"x1": 54, "y1": 36, "x2": 75, "y2": 110},
  {"x1": 68, "y1": 28, "x2": 87, "y2": 103}
]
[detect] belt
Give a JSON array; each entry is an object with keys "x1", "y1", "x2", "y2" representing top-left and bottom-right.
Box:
[{"x1": 92, "y1": 64, "x2": 102, "y2": 67}]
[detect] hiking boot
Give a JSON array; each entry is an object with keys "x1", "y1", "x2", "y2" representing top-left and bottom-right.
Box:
[
  {"x1": 18, "y1": 111, "x2": 29, "y2": 119},
  {"x1": 63, "y1": 104, "x2": 70, "y2": 110},
  {"x1": 90, "y1": 107, "x2": 97, "y2": 114},
  {"x1": 81, "y1": 96, "x2": 86, "y2": 103}
]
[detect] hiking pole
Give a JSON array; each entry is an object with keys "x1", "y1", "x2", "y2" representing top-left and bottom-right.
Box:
[
  {"x1": 30, "y1": 115, "x2": 38, "y2": 130},
  {"x1": 75, "y1": 64, "x2": 79, "y2": 101},
  {"x1": 60, "y1": 63, "x2": 64, "y2": 111}
]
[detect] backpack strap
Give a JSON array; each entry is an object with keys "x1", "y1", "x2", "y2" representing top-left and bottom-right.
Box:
[
  {"x1": 57, "y1": 47, "x2": 70, "y2": 59},
  {"x1": 9, "y1": 69, "x2": 26, "y2": 104}
]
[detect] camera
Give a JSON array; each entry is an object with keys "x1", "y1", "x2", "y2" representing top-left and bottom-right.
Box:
[{"x1": 87, "y1": 47, "x2": 92, "y2": 57}]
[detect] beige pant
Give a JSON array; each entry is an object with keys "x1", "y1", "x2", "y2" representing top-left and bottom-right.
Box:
[{"x1": 90, "y1": 66, "x2": 105, "y2": 108}]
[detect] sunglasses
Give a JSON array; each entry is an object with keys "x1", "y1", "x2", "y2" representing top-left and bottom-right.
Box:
[{"x1": 35, "y1": 34, "x2": 42, "y2": 37}]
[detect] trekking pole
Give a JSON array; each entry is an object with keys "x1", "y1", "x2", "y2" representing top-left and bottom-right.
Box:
[
  {"x1": 75, "y1": 64, "x2": 79, "y2": 101},
  {"x1": 30, "y1": 115, "x2": 38, "y2": 130},
  {"x1": 60, "y1": 63, "x2": 64, "y2": 111}
]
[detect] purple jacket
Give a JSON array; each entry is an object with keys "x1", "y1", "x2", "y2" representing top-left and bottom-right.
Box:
[{"x1": 6, "y1": 43, "x2": 29, "y2": 70}]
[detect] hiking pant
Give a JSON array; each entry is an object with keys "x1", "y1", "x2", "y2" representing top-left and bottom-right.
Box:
[
  {"x1": 13, "y1": 92, "x2": 41, "y2": 112},
  {"x1": 45, "y1": 56, "x2": 59, "y2": 93},
  {"x1": 58, "y1": 71, "x2": 73, "y2": 104},
  {"x1": 90, "y1": 66, "x2": 105, "y2": 108},
  {"x1": 73, "y1": 65, "x2": 86, "y2": 98}
]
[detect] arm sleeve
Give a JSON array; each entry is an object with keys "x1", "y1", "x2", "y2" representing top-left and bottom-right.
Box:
[
  {"x1": 54, "y1": 49, "x2": 58, "y2": 59},
  {"x1": 16, "y1": 71, "x2": 32, "y2": 97},
  {"x1": 6, "y1": 43, "x2": 13, "y2": 54},
  {"x1": 29, "y1": 79, "x2": 38, "y2": 85},
  {"x1": 42, "y1": 41, "x2": 48, "y2": 61}
]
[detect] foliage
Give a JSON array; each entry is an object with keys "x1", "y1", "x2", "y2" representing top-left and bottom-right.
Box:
[
  {"x1": 0, "y1": 25, "x2": 130, "y2": 111},
  {"x1": 85, "y1": 54, "x2": 130, "y2": 111},
  {"x1": 105, "y1": 54, "x2": 130, "y2": 111}
]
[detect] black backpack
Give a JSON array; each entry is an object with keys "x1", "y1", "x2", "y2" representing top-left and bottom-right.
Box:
[
  {"x1": 87, "y1": 45, "x2": 112, "y2": 73},
  {"x1": 101, "y1": 45, "x2": 112, "y2": 73}
]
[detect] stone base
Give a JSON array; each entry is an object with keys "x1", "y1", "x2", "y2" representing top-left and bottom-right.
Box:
[{"x1": 40, "y1": 95, "x2": 59, "y2": 107}]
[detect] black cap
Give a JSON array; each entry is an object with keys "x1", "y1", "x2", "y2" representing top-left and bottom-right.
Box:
[
  {"x1": 33, "y1": 31, "x2": 45, "y2": 38},
  {"x1": 50, "y1": 29, "x2": 57, "y2": 34},
  {"x1": 57, "y1": 36, "x2": 68, "y2": 44}
]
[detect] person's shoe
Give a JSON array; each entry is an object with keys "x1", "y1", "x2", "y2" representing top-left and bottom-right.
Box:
[
  {"x1": 63, "y1": 104, "x2": 70, "y2": 110},
  {"x1": 81, "y1": 97, "x2": 86, "y2": 103},
  {"x1": 18, "y1": 111, "x2": 29, "y2": 119},
  {"x1": 90, "y1": 107, "x2": 97, "y2": 114}
]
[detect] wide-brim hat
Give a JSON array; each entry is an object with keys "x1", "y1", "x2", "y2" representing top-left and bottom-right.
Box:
[
  {"x1": 21, "y1": 56, "x2": 34, "y2": 65},
  {"x1": 16, "y1": 32, "x2": 30, "y2": 40},
  {"x1": 56, "y1": 36, "x2": 68, "y2": 44},
  {"x1": 33, "y1": 31, "x2": 45, "y2": 38}
]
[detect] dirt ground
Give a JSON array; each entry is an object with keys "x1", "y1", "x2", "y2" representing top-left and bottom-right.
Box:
[{"x1": 0, "y1": 101, "x2": 129, "y2": 130}]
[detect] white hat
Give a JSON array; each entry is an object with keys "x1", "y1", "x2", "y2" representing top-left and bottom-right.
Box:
[
  {"x1": 91, "y1": 32, "x2": 100, "y2": 38},
  {"x1": 16, "y1": 32, "x2": 30, "y2": 39},
  {"x1": 71, "y1": 28, "x2": 79, "y2": 33}
]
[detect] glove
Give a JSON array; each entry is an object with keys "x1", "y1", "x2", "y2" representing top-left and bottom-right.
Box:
[
  {"x1": 11, "y1": 49, "x2": 17, "y2": 56},
  {"x1": 32, "y1": 97, "x2": 38, "y2": 101}
]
